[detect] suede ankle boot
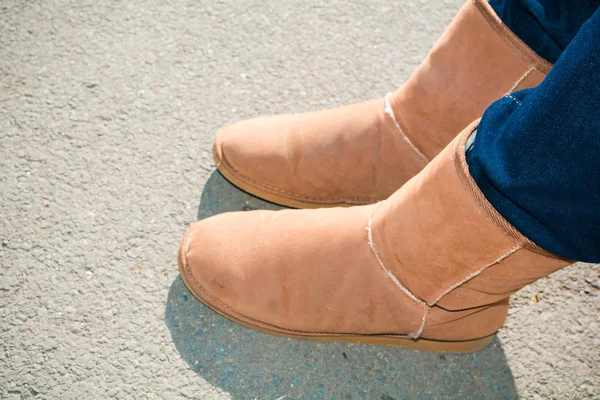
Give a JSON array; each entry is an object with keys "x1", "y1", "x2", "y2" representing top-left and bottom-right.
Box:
[
  {"x1": 179, "y1": 120, "x2": 571, "y2": 353},
  {"x1": 212, "y1": 0, "x2": 552, "y2": 208}
]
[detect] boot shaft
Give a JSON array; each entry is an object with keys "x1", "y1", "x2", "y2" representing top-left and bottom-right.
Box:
[
  {"x1": 369, "y1": 121, "x2": 571, "y2": 338},
  {"x1": 388, "y1": 0, "x2": 551, "y2": 160}
]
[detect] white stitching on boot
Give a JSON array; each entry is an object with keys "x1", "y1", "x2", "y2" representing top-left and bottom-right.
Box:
[
  {"x1": 429, "y1": 245, "x2": 521, "y2": 306},
  {"x1": 383, "y1": 94, "x2": 430, "y2": 165},
  {"x1": 366, "y1": 202, "x2": 428, "y2": 339},
  {"x1": 506, "y1": 66, "x2": 536, "y2": 94},
  {"x1": 415, "y1": 307, "x2": 429, "y2": 339}
]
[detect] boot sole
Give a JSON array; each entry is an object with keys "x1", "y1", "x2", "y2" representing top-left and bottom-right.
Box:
[
  {"x1": 177, "y1": 232, "x2": 495, "y2": 354},
  {"x1": 213, "y1": 145, "x2": 355, "y2": 209}
]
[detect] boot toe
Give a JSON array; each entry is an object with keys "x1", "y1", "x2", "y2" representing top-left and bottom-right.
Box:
[
  {"x1": 178, "y1": 214, "x2": 251, "y2": 318},
  {"x1": 214, "y1": 116, "x2": 289, "y2": 192},
  {"x1": 179, "y1": 209, "x2": 296, "y2": 330}
]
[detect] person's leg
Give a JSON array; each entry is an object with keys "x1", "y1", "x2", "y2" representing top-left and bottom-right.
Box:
[
  {"x1": 489, "y1": 0, "x2": 600, "y2": 62},
  {"x1": 466, "y1": 8, "x2": 600, "y2": 262}
]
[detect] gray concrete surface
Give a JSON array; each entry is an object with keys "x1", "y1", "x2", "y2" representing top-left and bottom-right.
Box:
[{"x1": 0, "y1": 0, "x2": 598, "y2": 398}]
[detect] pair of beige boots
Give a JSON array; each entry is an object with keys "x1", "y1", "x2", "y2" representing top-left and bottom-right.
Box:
[{"x1": 178, "y1": 0, "x2": 571, "y2": 353}]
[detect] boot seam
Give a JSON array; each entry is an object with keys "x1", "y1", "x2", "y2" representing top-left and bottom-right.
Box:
[
  {"x1": 506, "y1": 66, "x2": 536, "y2": 95},
  {"x1": 428, "y1": 245, "x2": 521, "y2": 306},
  {"x1": 366, "y1": 201, "x2": 429, "y2": 339},
  {"x1": 384, "y1": 93, "x2": 430, "y2": 165}
]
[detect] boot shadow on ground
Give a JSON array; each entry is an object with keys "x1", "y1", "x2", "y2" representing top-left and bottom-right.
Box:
[{"x1": 166, "y1": 170, "x2": 518, "y2": 399}]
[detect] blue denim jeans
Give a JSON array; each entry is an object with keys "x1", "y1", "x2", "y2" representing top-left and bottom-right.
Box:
[
  {"x1": 466, "y1": 4, "x2": 600, "y2": 262},
  {"x1": 489, "y1": 0, "x2": 600, "y2": 62}
]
